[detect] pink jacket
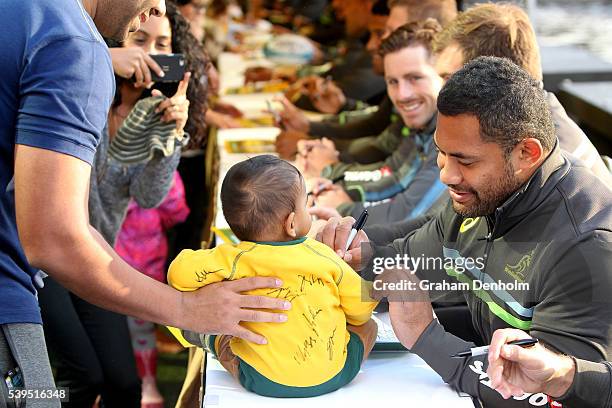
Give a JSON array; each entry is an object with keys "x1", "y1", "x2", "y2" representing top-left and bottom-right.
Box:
[{"x1": 115, "y1": 171, "x2": 190, "y2": 282}]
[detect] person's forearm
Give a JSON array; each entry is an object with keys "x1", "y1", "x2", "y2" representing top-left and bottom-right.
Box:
[
  {"x1": 364, "y1": 215, "x2": 433, "y2": 245},
  {"x1": 557, "y1": 359, "x2": 612, "y2": 408},
  {"x1": 34, "y1": 223, "x2": 183, "y2": 328},
  {"x1": 322, "y1": 160, "x2": 382, "y2": 182},
  {"x1": 309, "y1": 104, "x2": 388, "y2": 140},
  {"x1": 340, "y1": 138, "x2": 389, "y2": 164},
  {"x1": 130, "y1": 149, "x2": 181, "y2": 209},
  {"x1": 15, "y1": 146, "x2": 185, "y2": 330},
  {"x1": 347, "y1": 164, "x2": 411, "y2": 203},
  {"x1": 411, "y1": 320, "x2": 486, "y2": 396},
  {"x1": 542, "y1": 355, "x2": 576, "y2": 398}
]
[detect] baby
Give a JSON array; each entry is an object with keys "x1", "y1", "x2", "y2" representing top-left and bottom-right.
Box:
[{"x1": 168, "y1": 155, "x2": 378, "y2": 398}]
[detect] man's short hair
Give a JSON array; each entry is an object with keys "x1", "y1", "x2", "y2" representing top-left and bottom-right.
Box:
[
  {"x1": 379, "y1": 19, "x2": 442, "y2": 60},
  {"x1": 437, "y1": 56, "x2": 555, "y2": 155},
  {"x1": 387, "y1": 0, "x2": 458, "y2": 27},
  {"x1": 221, "y1": 155, "x2": 302, "y2": 241},
  {"x1": 433, "y1": 3, "x2": 542, "y2": 80}
]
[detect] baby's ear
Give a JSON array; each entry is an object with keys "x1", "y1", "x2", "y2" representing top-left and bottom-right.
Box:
[{"x1": 284, "y1": 212, "x2": 297, "y2": 238}]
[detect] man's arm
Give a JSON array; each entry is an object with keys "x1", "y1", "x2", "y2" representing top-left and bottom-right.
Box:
[
  {"x1": 321, "y1": 159, "x2": 382, "y2": 181},
  {"x1": 340, "y1": 184, "x2": 445, "y2": 237},
  {"x1": 391, "y1": 302, "x2": 560, "y2": 406},
  {"x1": 560, "y1": 359, "x2": 612, "y2": 407},
  {"x1": 309, "y1": 96, "x2": 392, "y2": 140},
  {"x1": 339, "y1": 158, "x2": 443, "y2": 226},
  {"x1": 14, "y1": 146, "x2": 290, "y2": 344},
  {"x1": 363, "y1": 194, "x2": 448, "y2": 244},
  {"x1": 374, "y1": 210, "x2": 511, "y2": 403},
  {"x1": 529, "y1": 234, "x2": 612, "y2": 362},
  {"x1": 388, "y1": 224, "x2": 612, "y2": 406}
]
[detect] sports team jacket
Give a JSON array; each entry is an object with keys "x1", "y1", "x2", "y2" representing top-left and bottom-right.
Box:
[
  {"x1": 322, "y1": 116, "x2": 442, "y2": 224},
  {"x1": 369, "y1": 143, "x2": 612, "y2": 407}
]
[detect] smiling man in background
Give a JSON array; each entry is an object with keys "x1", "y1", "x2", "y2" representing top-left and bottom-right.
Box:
[{"x1": 302, "y1": 20, "x2": 445, "y2": 226}]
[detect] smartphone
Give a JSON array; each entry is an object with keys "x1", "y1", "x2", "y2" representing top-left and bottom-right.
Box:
[{"x1": 150, "y1": 53, "x2": 186, "y2": 82}]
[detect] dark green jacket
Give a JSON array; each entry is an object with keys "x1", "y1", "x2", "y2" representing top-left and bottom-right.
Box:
[
  {"x1": 559, "y1": 359, "x2": 612, "y2": 408},
  {"x1": 370, "y1": 144, "x2": 612, "y2": 406},
  {"x1": 325, "y1": 116, "x2": 442, "y2": 224}
]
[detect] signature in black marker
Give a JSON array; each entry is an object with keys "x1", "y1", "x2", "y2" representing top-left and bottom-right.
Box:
[
  {"x1": 266, "y1": 287, "x2": 303, "y2": 302},
  {"x1": 297, "y1": 274, "x2": 325, "y2": 292},
  {"x1": 294, "y1": 336, "x2": 317, "y2": 364},
  {"x1": 327, "y1": 327, "x2": 337, "y2": 361},
  {"x1": 302, "y1": 306, "x2": 323, "y2": 338},
  {"x1": 194, "y1": 268, "x2": 223, "y2": 283}
]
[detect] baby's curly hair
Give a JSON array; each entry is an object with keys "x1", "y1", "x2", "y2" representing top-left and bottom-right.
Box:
[{"x1": 164, "y1": 1, "x2": 209, "y2": 149}]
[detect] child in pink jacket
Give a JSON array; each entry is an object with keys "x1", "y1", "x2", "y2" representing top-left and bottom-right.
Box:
[{"x1": 115, "y1": 171, "x2": 190, "y2": 408}]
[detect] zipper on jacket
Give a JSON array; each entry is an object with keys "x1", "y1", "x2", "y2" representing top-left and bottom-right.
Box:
[{"x1": 476, "y1": 215, "x2": 496, "y2": 341}]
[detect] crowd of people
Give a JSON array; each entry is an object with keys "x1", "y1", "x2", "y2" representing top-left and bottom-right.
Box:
[{"x1": 0, "y1": 0, "x2": 610, "y2": 407}]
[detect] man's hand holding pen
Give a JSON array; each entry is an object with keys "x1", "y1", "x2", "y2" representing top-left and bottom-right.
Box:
[
  {"x1": 315, "y1": 216, "x2": 369, "y2": 270},
  {"x1": 310, "y1": 76, "x2": 346, "y2": 114},
  {"x1": 305, "y1": 173, "x2": 351, "y2": 218},
  {"x1": 487, "y1": 329, "x2": 576, "y2": 400}
]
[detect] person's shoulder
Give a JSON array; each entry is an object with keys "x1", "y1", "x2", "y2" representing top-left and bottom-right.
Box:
[
  {"x1": 556, "y1": 158, "x2": 612, "y2": 236},
  {"x1": 5, "y1": 0, "x2": 106, "y2": 62},
  {"x1": 6, "y1": 0, "x2": 110, "y2": 80},
  {"x1": 301, "y1": 238, "x2": 356, "y2": 276},
  {"x1": 36, "y1": 0, "x2": 104, "y2": 41},
  {"x1": 301, "y1": 237, "x2": 339, "y2": 256}
]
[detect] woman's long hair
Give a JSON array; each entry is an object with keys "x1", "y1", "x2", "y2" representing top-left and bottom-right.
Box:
[
  {"x1": 166, "y1": 2, "x2": 208, "y2": 149},
  {"x1": 109, "y1": 2, "x2": 209, "y2": 149}
]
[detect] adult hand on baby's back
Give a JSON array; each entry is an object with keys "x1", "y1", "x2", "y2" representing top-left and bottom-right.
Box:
[
  {"x1": 315, "y1": 216, "x2": 369, "y2": 270},
  {"x1": 179, "y1": 277, "x2": 291, "y2": 344}
]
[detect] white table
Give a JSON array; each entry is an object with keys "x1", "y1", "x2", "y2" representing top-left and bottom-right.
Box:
[
  {"x1": 203, "y1": 349, "x2": 473, "y2": 407},
  {"x1": 202, "y1": 312, "x2": 472, "y2": 407}
]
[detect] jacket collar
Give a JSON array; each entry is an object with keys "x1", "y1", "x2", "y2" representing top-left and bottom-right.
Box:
[
  {"x1": 419, "y1": 112, "x2": 438, "y2": 137},
  {"x1": 490, "y1": 140, "x2": 569, "y2": 235}
]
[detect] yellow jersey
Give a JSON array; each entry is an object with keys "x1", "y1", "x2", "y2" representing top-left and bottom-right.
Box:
[{"x1": 168, "y1": 237, "x2": 377, "y2": 387}]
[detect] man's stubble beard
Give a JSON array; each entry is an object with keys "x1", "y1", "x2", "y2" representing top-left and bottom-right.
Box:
[
  {"x1": 94, "y1": 0, "x2": 141, "y2": 41},
  {"x1": 452, "y1": 159, "x2": 523, "y2": 218}
]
